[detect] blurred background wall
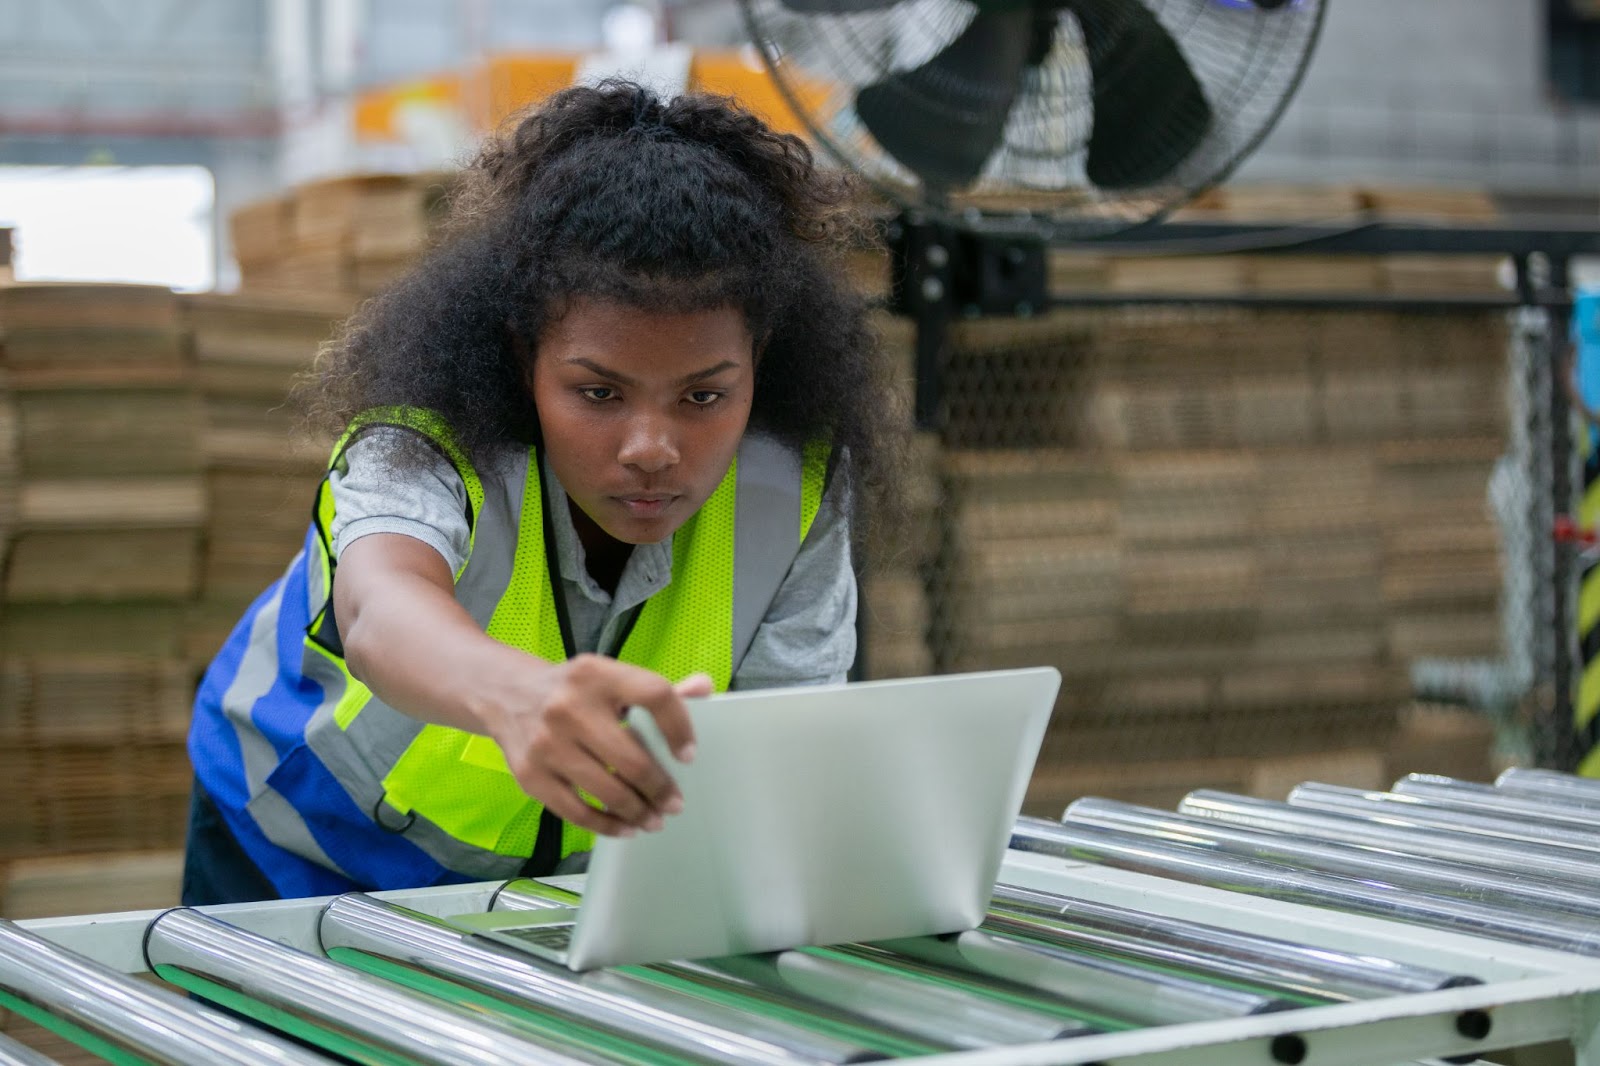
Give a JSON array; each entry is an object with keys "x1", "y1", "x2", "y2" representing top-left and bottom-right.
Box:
[{"x1": 3, "y1": 1, "x2": 1599, "y2": 291}]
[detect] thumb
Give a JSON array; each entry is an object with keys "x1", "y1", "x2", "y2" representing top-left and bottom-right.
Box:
[{"x1": 674, "y1": 672, "x2": 714, "y2": 698}]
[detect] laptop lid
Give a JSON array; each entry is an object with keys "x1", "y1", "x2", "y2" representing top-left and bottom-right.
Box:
[{"x1": 556, "y1": 667, "x2": 1059, "y2": 970}]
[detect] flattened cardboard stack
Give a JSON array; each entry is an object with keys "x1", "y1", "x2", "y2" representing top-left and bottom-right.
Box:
[
  {"x1": 232, "y1": 172, "x2": 453, "y2": 295},
  {"x1": 0, "y1": 283, "x2": 199, "y2": 861},
  {"x1": 1043, "y1": 184, "x2": 1506, "y2": 299},
  {"x1": 0, "y1": 285, "x2": 201, "y2": 614},
  {"x1": 0, "y1": 371, "x2": 14, "y2": 554},
  {"x1": 0, "y1": 849, "x2": 182, "y2": 919},
  {"x1": 857, "y1": 315, "x2": 937, "y2": 680},
  {"x1": 184, "y1": 291, "x2": 351, "y2": 661},
  {"x1": 194, "y1": 173, "x2": 455, "y2": 659},
  {"x1": 918, "y1": 305, "x2": 1508, "y2": 815}
]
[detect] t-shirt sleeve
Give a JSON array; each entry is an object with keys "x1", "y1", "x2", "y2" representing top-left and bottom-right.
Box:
[
  {"x1": 730, "y1": 472, "x2": 858, "y2": 690},
  {"x1": 327, "y1": 428, "x2": 471, "y2": 574}
]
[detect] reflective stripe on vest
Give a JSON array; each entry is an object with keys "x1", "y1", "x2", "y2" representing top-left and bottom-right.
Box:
[{"x1": 224, "y1": 407, "x2": 828, "y2": 884}]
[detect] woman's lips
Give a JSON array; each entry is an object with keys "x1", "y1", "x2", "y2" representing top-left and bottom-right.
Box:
[{"x1": 615, "y1": 494, "x2": 679, "y2": 517}]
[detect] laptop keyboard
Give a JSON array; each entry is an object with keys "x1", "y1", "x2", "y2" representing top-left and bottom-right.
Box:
[{"x1": 498, "y1": 923, "x2": 575, "y2": 951}]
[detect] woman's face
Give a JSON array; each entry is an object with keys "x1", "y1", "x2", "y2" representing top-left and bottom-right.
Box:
[{"x1": 530, "y1": 298, "x2": 756, "y2": 546}]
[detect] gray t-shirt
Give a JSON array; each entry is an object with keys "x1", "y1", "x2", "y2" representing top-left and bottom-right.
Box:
[{"x1": 327, "y1": 429, "x2": 856, "y2": 687}]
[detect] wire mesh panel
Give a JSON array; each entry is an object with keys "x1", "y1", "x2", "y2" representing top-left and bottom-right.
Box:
[{"x1": 861, "y1": 302, "x2": 1514, "y2": 812}]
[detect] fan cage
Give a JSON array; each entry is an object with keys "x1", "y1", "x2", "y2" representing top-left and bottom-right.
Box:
[{"x1": 740, "y1": 0, "x2": 1328, "y2": 238}]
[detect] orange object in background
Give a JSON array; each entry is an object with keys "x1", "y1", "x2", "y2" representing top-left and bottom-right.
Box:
[
  {"x1": 468, "y1": 53, "x2": 582, "y2": 132},
  {"x1": 354, "y1": 76, "x2": 463, "y2": 141},
  {"x1": 352, "y1": 49, "x2": 837, "y2": 147},
  {"x1": 688, "y1": 50, "x2": 836, "y2": 139}
]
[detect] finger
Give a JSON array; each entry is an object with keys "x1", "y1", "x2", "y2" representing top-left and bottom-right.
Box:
[
  {"x1": 575, "y1": 717, "x2": 680, "y2": 816},
  {"x1": 516, "y1": 767, "x2": 635, "y2": 838},
  {"x1": 675, "y1": 672, "x2": 714, "y2": 699},
  {"x1": 608, "y1": 663, "x2": 697, "y2": 763},
  {"x1": 562, "y1": 745, "x2": 664, "y2": 829}
]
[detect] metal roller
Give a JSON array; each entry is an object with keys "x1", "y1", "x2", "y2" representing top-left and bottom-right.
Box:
[
  {"x1": 0, "y1": 1033, "x2": 61, "y2": 1066},
  {"x1": 1066, "y1": 797, "x2": 1600, "y2": 919},
  {"x1": 319, "y1": 893, "x2": 884, "y2": 1065},
  {"x1": 494, "y1": 880, "x2": 1081, "y2": 1053},
  {"x1": 808, "y1": 943, "x2": 1114, "y2": 1028},
  {"x1": 145, "y1": 907, "x2": 619, "y2": 1065},
  {"x1": 1287, "y1": 782, "x2": 1600, "y2": 854},
  {"x1": 1392, "y1": 774, "x2": 1600, "y2": 829},
  {"x1": 1009, "y1": 817, "x2": 1600, "y2": 957},
  {"x1": 987, "y1": 882, "x2": 1479, "y2": 1000},
  {"x1": 617, "y1": 958, "x2": 941, "y2": 1058},
  {"x1": 1179, "y1": 790, "x2": 1600, "y2": 887},
  {"x1": 0, "y1": 919, "x2": 335, "y2": 1065},
  {"x1": 682, "y1": 950, "x2": 1085, "y2": 1050},
  {"x1": 494, "y1": 879, "x2": 586, "y2": 912},
  {"x1": 495, "y1": 878, "x2": 1278, "y2": 1033},
  {"x1": 854, "y1": 928, "x2": 1295, "y2": 1025},
  {"x1": 1496, "y1": 767, "x2": 1600, "y2": 808},
  {"x1": 496, "y1": 879, "x2": 1097, "y2": 1048},
  {"x1": 491, "y1": 881, "x2": 938, "y2": 1058}
]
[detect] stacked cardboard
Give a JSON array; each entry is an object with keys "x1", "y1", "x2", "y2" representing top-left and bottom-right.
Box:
[
  {"x1": 1045, "y1": 183, "x2": 1506, "y2": 299},
  {"x1": 923, "y1": 305, "x2": 1508, "y2": 814},
  {"x1": 232, "y1": 173, "x2": 454, "y2": 295},
  {"x1": 1029, "y1": 700, "x2": 1492, "y2": 818},
  {"x1": 1380, "y1": 437, "x2": 1506, "y2": 659},
  {"x1": 0, "y1": 372, "x2": 14, "y2": 551},
  {"x1": 935, "y1": 449, "x2": 1120, "y2": 681},
  {"x1": 857, "y1": 316, "x2": 936, "y2": 680},
  {"x1": 184, "y1": 292, "x2": 351, "y2": 660},
  {"x1": 0, "y1": 285, "x2": 201, "y2": 611},
  {"x1": 859, "y1": 435, "x2": 939, "y2": 681},
  {"x1": 0, "y1": 284, "x2": 199, "y2": 861},
  {"x1": 0, "y1": 849, "x2": 182, "y2": 919},
  {"x1": 194, "y1": 174, "x2": 449, "y2": 662}
]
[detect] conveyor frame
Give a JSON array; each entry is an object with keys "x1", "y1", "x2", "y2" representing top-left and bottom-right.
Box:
[{"x1": 15, "y1": 849, "x2": 1600, "y2": 1066}]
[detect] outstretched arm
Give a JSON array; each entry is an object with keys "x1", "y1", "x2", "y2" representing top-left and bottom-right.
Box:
[{"x1": 334, "y1": 532, "x2": 702, "y2": 836}]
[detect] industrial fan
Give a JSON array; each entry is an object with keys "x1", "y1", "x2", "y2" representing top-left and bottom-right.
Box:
[
  {"x1": 739, "y1": 0, "x2": 1325, "y2": 419},
  {"x1": 741, "y1": 0, "x2": 1323, "y2": 235}
]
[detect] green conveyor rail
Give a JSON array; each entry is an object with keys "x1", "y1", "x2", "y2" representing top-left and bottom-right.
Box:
[
  {"x1": 618, "y1": 963, "x2": 938, "y2": 1058},
  {"x1": 331, "y1": 947, "x2": 700, "y2": 1066},
  {"x1": 153, "y1": 964, "x2": 424, "y2": 1066},
  {"x1": 0, "y1": 987, "x2": 153, "y2": 1066}
]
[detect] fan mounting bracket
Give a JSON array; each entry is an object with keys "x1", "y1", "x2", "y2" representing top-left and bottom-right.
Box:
[{"x1": 887, "y1": 212, "x2": 1048, "y2": 429}]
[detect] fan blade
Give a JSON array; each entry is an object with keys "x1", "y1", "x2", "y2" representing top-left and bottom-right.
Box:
[
  {"x1": 855, "y1": 8, "x2": 1034, "y2": 189},
  {"x1": 776, "y1": 0, "x2": 902, "y2": 14},
  {"x1": 1067, "y1": 0, "x2": 1213, "y2": 189}
]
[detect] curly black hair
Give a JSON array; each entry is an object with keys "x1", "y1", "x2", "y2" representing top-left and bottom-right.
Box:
[{"x1": 303, "y1": 80, "x2": 901, "y2": 517}]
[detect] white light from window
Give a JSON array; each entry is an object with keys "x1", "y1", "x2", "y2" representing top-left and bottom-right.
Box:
[{"x1": 0, "y1": 165, "x2": 215, "y2": 292}]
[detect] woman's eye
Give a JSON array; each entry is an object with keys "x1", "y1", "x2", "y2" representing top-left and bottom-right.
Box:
[
  {"x1": 687, "y1": 390, "x2": 722, "y2": 406},
  {"x1": 579, "y1": 387, "x2": 616, "y2": 402}
]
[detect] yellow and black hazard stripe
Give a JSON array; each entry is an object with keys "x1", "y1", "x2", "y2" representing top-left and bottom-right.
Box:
[{"x1": 1576, "y1": 431, "x2": 1600, "y2": 776}]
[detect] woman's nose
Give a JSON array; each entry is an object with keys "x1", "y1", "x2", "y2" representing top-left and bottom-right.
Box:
[{"x1": 617, "y1": 415, "x2": 680, "y2": 473}]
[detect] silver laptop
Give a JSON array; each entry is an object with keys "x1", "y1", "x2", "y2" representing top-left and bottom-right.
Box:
[{"x1": 450, "y1": 667, "x2": 1060, "y2": 970}]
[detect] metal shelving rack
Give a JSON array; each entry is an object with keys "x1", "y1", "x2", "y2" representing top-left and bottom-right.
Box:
[{"x1": 17, "y1": 848, "x2": 1600, "y2": 1066}]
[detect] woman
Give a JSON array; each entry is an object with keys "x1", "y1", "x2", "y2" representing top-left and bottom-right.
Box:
[{"x1": 183, "y1": 81, "x2": 900, "y2": 904}]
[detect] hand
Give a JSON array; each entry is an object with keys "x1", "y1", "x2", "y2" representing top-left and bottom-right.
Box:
[{"x1": 478, "y1": 652, "x2": 709, "y2": 837}]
